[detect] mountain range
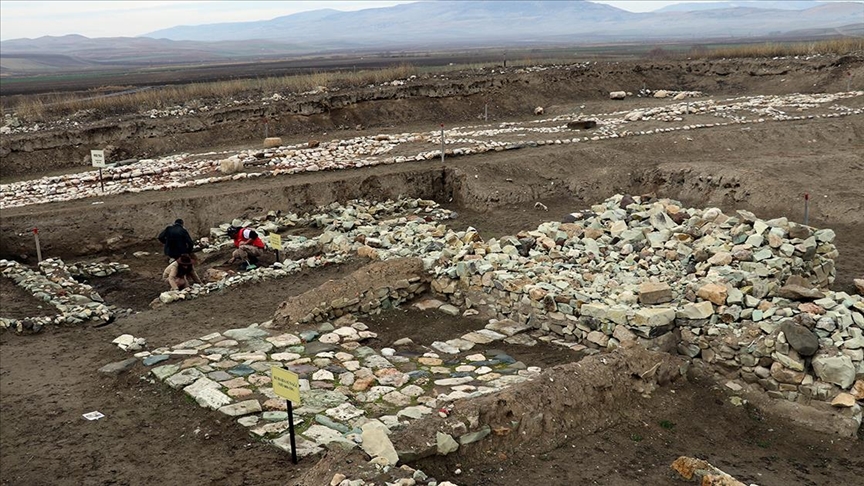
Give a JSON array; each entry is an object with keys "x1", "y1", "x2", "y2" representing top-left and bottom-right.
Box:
[{"x1": 2, "y1": 0, "x2": 862, "y2": 74}]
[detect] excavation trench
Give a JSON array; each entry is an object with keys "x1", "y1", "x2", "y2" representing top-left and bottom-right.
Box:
[{"x1": 3, "y1": 110, "x2": 863, "y2": 288}]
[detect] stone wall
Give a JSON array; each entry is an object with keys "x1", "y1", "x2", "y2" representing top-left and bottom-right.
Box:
[
  {"x1": 424, "y1": 195, "x2": 862, "y2": 424},
  {"x1": 272, "y1": 258, "x2": 429, "y2": 326},
  {"x1": 0, "y1": 258, "x2": 121, "y2": 331}
]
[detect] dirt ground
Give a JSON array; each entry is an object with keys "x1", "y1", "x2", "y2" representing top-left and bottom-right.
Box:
[
  {"x1": 413, "y1": 381, "x2": 863, "y2": 486},
  {"x1": 2, "y1": 55, "x2": 864, "y2": 486}
]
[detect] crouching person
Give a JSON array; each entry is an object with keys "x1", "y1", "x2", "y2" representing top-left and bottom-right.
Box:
[
  {"x1": 227, "y1": 226, "x2": 266, "y2": 269},
  {"x1": 163, "y1": 254, "x2": 202, "y2": 290}
]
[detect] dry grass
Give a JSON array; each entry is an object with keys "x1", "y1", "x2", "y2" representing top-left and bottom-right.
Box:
[
  {"x1": 6, "y1": 37, "x2": 861, "y2": 122},
  {"x1": 687, "y1": 38, "x2": 864, "y2": 59},
  {"x1": 9, "y1": 63, "x2": 420, "y2": 122}
]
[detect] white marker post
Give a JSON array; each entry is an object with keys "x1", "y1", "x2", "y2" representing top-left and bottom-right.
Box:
[
  {"x1": 91, "y1": 149, "x2": 106, "y2": 193},
  {"x1": 440, "y1": 124, "x2": 445, "y2": 163},
  {"x1": 484, "y1": 99, "x2": 488, "y2": 122},
  {"x1": 33, "y1": 228, "x2": 42, "y2": 263}
]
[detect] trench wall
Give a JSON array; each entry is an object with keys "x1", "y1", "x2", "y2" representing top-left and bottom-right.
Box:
[{"x1": 0, "y1": 167, "x2": 452, "y2": 260}]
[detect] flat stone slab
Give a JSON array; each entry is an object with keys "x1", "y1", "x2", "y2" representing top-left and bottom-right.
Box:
[
  {"x1": 151, "y1": 364, "x2": 180, "y2": 380},
  {"x1": 431, "y1": 341, "x2": 460, "y2": 354},
  {"x1": 485, "y1": 319, "x2": 531, "y2": 337},
  {"x1": 325, "y1": 403, "x2": 365, "y2": 421},
  {"x1": 413, "y1": 299, "x2": 445, "y2": 311},
  {"x1": 142, "y1": 355, "x2": 169, "y2": 366},
  {"x1": 98, "y1": 358, "x2": 137, "y2": 374},
  {"x1": 207, "y1": 370, "x2": 233, "y2": 381},
  {"x1": 222, "y1": 327, "x2": 270, "y2": 341},
  {"x1": 461, "y1": 329, "x2": 507, "y2": 344},
  {"x1": 303, "y1": 424, "x2": 356, "y2": 450},
  {"x1": 438, "y1": 304, "x2": 460, "y2": 316},
  {"x1": 250, "y1": 420, "x2": 293, "y2": 437},
  {"x1": 218, "y1": 399, "x2": 262, "y2": 417},
  {"x1": 266, "y1": 333, "x2": 302, "y2": 347},
  {"x1": 273, "y1": 435, "x2": 323, "y2": 458},
  {"x1": 184, "y1": 377, "x2": 232, "y2": 410},
  {"x1": 504, "y1": 333, "x2": 537, "y2": 346},
  {"x1": 165, "y1": 368, "x2": 204, "y2": 388}
]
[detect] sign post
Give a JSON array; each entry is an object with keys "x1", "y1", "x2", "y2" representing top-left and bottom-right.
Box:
[
  {"x1": 440, "y1": 124, "x2": 445, "y2": 163},
  {"x1": 268, "y1": 233, "x2": 283, "y2": 262},
  {"x1": 33, "y1": 228, "x2": 42, "y2": 263},
  {"x1": 271, "y1": 366, "x2": 301, "y2": 464},
  {"x1": 91, "y1": 149, "x2": 106, "y2": 193},
  {"x1": 804, "y1": 193, "x2": 810, "y2": 226}
]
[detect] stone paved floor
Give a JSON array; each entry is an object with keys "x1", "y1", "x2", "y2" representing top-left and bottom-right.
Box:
[{"x1": 137, "y1": 304, "x2": 541, "y2": 458}]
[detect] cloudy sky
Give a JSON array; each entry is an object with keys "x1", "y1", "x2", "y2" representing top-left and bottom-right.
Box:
[{"x1": 0, "y1": 1, "x2": 856, "y2": 41}]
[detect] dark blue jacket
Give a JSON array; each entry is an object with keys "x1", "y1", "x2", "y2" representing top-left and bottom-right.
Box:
[{"x1": 158, "y1": 223, "x2": 194, "y2": 259}]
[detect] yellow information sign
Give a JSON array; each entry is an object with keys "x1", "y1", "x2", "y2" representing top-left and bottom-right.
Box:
[
  {"x1": 268, "y1": 233, "x2": 283, "y2": 250},
  {"x1": 271, "y1": 366, "x2": 300, "y2": 404}
]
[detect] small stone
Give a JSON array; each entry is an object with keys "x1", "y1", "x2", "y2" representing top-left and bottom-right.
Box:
[
  {"x1": 360, "y1": 421, "x2": 399, "y2": 465},
  {"x1": 831, "y1": 393, "x2": 856, "y2": 407},
  {"x1": 98, "y1": 358, "x2": 137, "y2": 374},
  {"x1": 632, "y1": 308, "x2": 676, "y2": 327},
  {"x1": 697, "y1": 283, "x2": 728, "y2": 306},
  {"x1": 678, "y1": 301, "x2": 714, "y2": 320},
  {"x1": 439, "y1": 304, "x2": 460, "y2": 316},
  {"x1": 639, "y1": 282, "x2": 673, "y2": 305},
  {"x1": 851, "y1": 380, "x2": 864, "y2": 400},
  {"x1": 437, "y1": 432, "x2": 459, "y2": 455}
]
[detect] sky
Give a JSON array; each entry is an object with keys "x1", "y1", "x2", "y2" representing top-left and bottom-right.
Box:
[{"x1": 0, "y1": 0, "x2": 857, "y2": 41}]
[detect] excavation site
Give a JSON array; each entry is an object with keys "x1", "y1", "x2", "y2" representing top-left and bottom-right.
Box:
[{"x1": 1, "y1": 54, "x2": 863, "y2": 486}]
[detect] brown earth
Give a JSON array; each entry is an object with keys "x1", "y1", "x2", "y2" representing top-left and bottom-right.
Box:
[{"x1": 2, "y1": 56, "x2": 864, "y2": 486}]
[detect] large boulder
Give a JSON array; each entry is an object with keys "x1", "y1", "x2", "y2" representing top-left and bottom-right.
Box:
[
  {"x1": 812, "y1": 355, "x2": 856, "y2": 389},
  {"x1": 780, "y1": 321, "x2": 819, "y2": 356}
]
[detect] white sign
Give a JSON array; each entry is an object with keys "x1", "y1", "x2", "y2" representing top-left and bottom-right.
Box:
[{"x1": 91, "y1": 149, "x2": 106, "y2": 168}]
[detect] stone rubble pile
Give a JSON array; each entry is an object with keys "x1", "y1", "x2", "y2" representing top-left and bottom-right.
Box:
[
  {"x1": 67, "y1": 261, "x2": 130, "y2": 279},
  {"x1": 419, "y1": 194, "x2": 862, "y2": 415},
  {"x1": 136, "y1": 314, "x2": 539, "y2": 462},
  {"x1": 1, "y1": 258, "x2": 115, "y2": 331},
  {"x1": 326, "y1": 469, "x2": 458, "y2": 486},
  {"x1": 3, "y1": 91, "x2": 861, "y2": 210}
]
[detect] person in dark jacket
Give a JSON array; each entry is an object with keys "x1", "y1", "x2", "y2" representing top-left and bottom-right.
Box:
[{"x1": 158, "y1": 219, "x2": 194, "y2": 260}]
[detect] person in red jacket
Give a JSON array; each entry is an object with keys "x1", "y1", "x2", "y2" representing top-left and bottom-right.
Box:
[{"x1": 226, "y1": 226, "x2": 265, "y2": 268}]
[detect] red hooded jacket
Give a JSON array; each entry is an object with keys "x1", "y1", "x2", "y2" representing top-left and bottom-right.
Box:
[{"x1": 233, "y1": 227, "x2": 266, "y2": 249}]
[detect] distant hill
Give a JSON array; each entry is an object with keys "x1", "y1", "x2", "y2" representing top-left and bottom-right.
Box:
[
  {"x1": 0, "y1": 35, "x2": 307, "y2": 73},
  {"x1": 142, "y1": 0, "x2": 863, "y2": 45},
  {"x1": 655, "y1": 1, "x2": 827, "y2": 12},
  {"x1": 2, "y1": 0, "x2": 862, "y2": 75}
]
